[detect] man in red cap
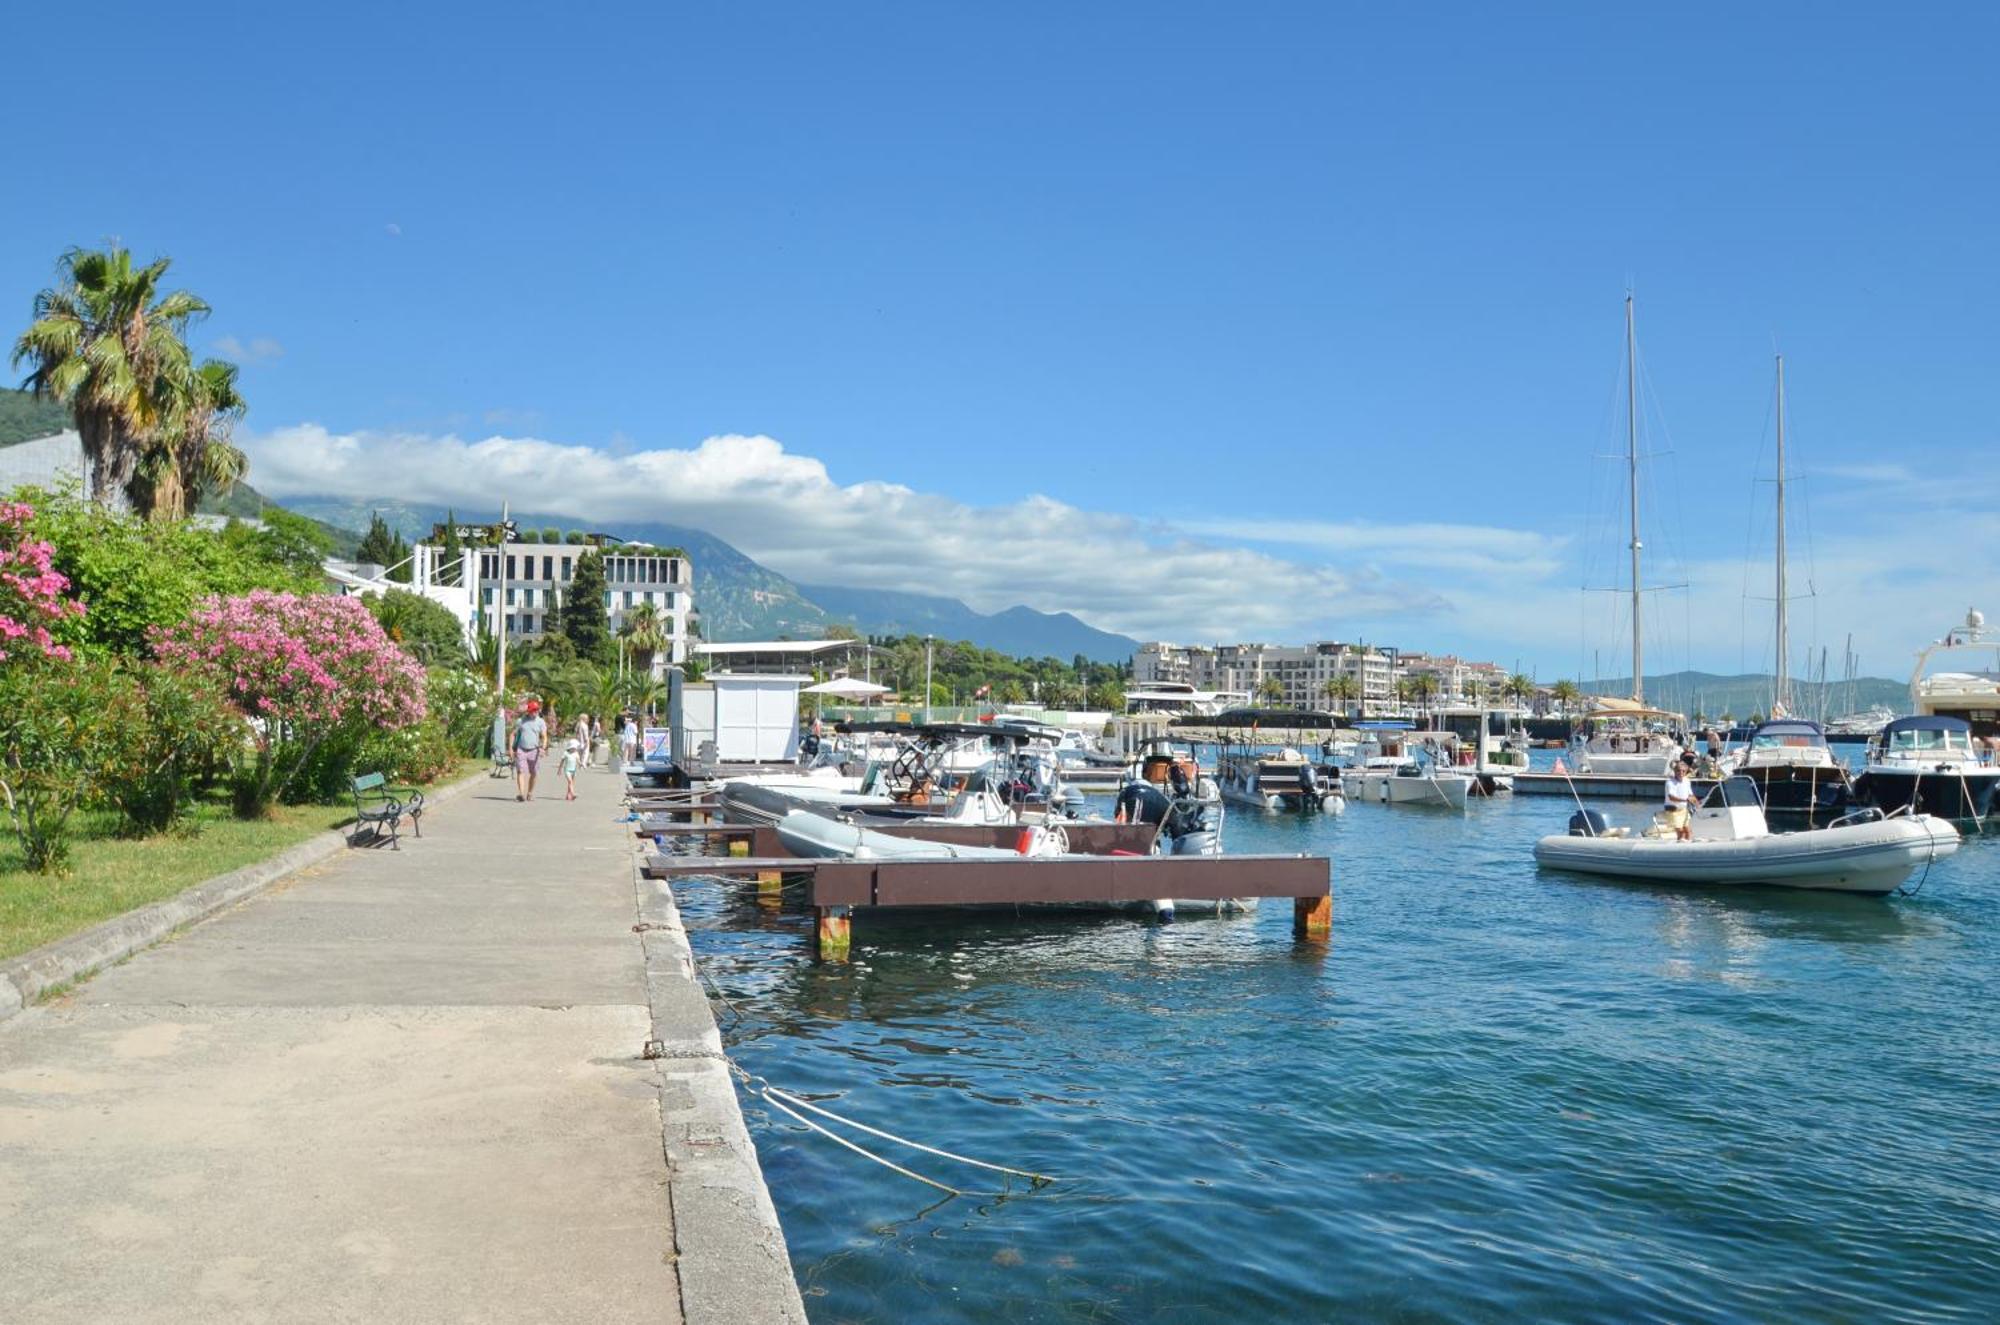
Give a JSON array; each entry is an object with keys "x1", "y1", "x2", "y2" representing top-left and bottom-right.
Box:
[{"x1": 512, "y1": 698, "x2": 550, "y2": 801}]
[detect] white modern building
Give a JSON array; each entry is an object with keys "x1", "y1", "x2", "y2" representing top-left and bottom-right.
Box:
[
  {"x1": 408, "y1": 535, "x2": 694, "y2": 667},
  {"x1": 1136, "y1": 640, "x2": 1400, "y2": 712}
]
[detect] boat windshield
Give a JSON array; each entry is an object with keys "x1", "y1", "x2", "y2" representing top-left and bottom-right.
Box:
[
  {"x1": 1887, "y1": 728, "x2": 1966, "y2": 753},
  {"x1": 1703, "y1": 776, "x2": 1764, "y2": 810},
  {"x1": 1751, "y1": 730, "x2": 1823, "y2": 750}
]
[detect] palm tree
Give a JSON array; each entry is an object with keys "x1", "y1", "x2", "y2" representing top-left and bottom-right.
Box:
[
  {"x1": 1322, "y1": 674, "x2": 1360, "y2": 717},
  {"x1": 618, "y1": 602, "x2": 671, "y2": 677},
  {"x1": 1405, "y1": 671, "x2": 1440, "y2": 717},
  {"x1": 12, "y1": 246, "x2": 208, "y2": 506},
  {"x1": 1257, "y1": 676, "x2": 1285, "y2": 707},
  {"x1": 136, "y1": 358, "x2": 247, "y2": 520},
  {"x1": 1550, "y1": 679, "x2": 1583, "y2": 716},
  {"x1": 1503, "y1": 672, "x2": 1535, "y2": 708}
]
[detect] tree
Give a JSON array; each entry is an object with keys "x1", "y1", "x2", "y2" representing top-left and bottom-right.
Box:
[
  {"x1": 1406, "y1": 671, "x2": 1440, "y2": 714},
  {"x1": 356, "y1": 513, "x2": 398, "y2": 566},
  {"x1": 1323, "y1": 674, "x2": 1360, "y2": 716},
  {"x1": 1503, "y1": 672, "x2": 1535, "y2": 707},
  {"x1": 1258, "y1": 676, "x2": 1285, "y2": 707},
  {"x1": 1550, "y1": 680, "x2": 1582, "y2": 715},
  {"x1": 564, "y1": 530, "x2": 587, "y2": 545},
  {"x1": 619, "y1": 601, "x2": 670, "y2": 676},
  {"x1": 439, "y1": 510, "x2": 464, "y2": 586},
  {"x1": 134, "y1": 357, "x2": 247, "y2": 521},
  {"x1": 541, "y1": 526, "x2": 561, "y2": 543},
  {"x1": 242, "y1": 508, "x2": 335, "y2": 581},
  {"x1": 365, "y1": 588, "x2": 469, "y2": 665},
  {"x1": 11, "y1": 246, "x2": 208, "y2": 507},
  {"x1": 563, "y1": 549, "x2": 611, "y2": 661}
]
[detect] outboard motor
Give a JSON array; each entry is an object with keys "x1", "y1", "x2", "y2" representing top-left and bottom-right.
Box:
[
  {"x1": 1116, "y1": 780, "x2": 1174, "y2": 829},
  {"x1": 1568, "y1": 808, "x2": 1609, "y2": 837},
  {"x1": 1297, "y1": 762, "x2": 1321, "y2": 805}
]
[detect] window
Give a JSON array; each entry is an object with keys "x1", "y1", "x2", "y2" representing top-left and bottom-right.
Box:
[
  {"x1": 505, "y1": 555, "x2": 516, "y2": 580},
  {"x1": 542, "y1": 555, "x2": 554, "y2": 581},
  {"x1": 561, "y1": 557, "x2": 573, "y2": 582}
]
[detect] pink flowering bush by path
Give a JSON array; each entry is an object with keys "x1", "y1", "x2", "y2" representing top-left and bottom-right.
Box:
[
  {"x1": 151, "y1": 591, "x2": 427, "y2": 816},
  {"x1": 0, "y1": 500, "x2": 84, "y2": 663}
]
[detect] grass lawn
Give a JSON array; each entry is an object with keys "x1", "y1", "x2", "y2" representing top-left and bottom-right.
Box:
[{"x1": 0, "y1": 760, "x2": 485, "y2": 963}]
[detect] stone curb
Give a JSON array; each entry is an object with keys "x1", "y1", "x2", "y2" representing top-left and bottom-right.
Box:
[
  {"x1": 633, "y1": 850, "x2": 808, "y2": 1325},
  {"x1": 0, "y1": 768, "x2": 489, "y2": 1023}
]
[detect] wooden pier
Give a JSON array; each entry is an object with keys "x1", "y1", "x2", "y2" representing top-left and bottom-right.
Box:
[
  {"x1": 633, "y1": 811, "x2": 1331, "y2": 961},
  {"x1": 1514, "y1": 772, "x2": 1718, "y2": 800}
]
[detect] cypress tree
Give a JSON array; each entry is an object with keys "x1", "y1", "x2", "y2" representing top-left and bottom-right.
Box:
[
  {"x1": 439, "y1": 509, "x2": 463, "y2": 586},
  {"x1": 386, "y1": 531, "x2": 412, "y2": 582},
  {"x1": 356, "y1": 512, "x2": 396, "y2": 566},
  {"x1": 564, "y1": 549, "x2": 612, "y2": 661}
]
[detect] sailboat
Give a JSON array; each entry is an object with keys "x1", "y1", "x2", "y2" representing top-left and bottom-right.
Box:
[
  {"x1": 1575, "y1": 297, "x2": 1685, "y2": 777},
  {"x1": 1722, "y1": 356, "x2": 1854, "y2": 816}
]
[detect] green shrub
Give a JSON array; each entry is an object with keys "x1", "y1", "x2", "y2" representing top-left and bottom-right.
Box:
[
  {"x1": 102, "y1": 661, "x2": 245, "y2": 836},
  {"x1": 0, "y1": 659, "x2": 132, "y2": 872}
]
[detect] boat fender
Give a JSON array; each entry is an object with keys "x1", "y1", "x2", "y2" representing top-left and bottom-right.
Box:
[
  {"x1": 1015, "y1": 827, "x2": 1036, "y2": 855},
  {"x1": 1568, "y1": 808, "x2": 1609, "y2": 837}
]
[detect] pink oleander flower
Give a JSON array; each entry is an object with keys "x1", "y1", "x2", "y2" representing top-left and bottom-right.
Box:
[{"x1": 0, "y1": 501, "x2": 83, "y2": 663}]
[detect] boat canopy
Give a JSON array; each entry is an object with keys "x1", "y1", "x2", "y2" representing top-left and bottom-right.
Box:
[
  {"x1": 1353, "y1": 720, "x2": 1416, "y2": 731},
  {"x1": 1750, "y1": 719, "x2": 1827, "y2": 739},
  {"x1": 1586, "y1": 697, "x2": 1683, "y2": 718},
  {"x1": 1879, "y1": 714, "x2": 1972, "y2": 736},
  {"x1": 836, "y1": 719, "x2": 1034, "y2": 743}
]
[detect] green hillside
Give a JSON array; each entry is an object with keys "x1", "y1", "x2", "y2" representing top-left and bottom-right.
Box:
[
  {"x1": 195, "y1": 482, "x2": 364, "y2": 557},
  {"x1": 1580, "y1": 671, "x2": 1908, "y2": 721},
  {"x1": 0, "y1": 390, "x2": 71, "y2": 446}
]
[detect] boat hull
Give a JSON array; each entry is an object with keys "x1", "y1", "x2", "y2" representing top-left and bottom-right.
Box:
[
  {"x1": 1533, "y1": 816, "x2": 1959, "y2": 895},
  {"x1": 1853, "y1": 767, "x2": 2000, "y2": 825}
]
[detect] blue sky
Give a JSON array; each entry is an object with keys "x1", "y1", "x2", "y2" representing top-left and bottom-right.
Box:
[{"x1": 4, "y1": 3, "x2": 1995, "y2": 678}]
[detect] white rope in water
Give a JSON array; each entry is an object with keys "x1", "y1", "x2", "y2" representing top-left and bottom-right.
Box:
[
  {"x1": 759, "y1": 1089, "x2": 964, "y2": 1196},
  {"x1": 765, "y1": 1086, "x2": 1057, "y2": 1184}
]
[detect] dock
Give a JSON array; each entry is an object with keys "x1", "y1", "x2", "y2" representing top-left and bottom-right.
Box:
[
  {"x1": 635, "y1": 806, "x2": 1331, "y2": 961},
  {"x1": 1515, "y1": 772, "x2": 1718, "y2": 800}
]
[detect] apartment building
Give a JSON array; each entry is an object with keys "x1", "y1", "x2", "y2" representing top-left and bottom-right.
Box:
[
  {"x1": 1136, "y1": 640, "x2": 1398, "y2": 711},
  {"x1": 411, "y1": 536, "x2": 693, "y2": 666}
]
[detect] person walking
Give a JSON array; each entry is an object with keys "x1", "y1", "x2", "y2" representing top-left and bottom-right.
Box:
[
  {"x1": 1662, "y1": 757, "x2": 1698, "y2": 842},
  {"x1": 513, "y1": 699, "x2": 550, "y2": 802},
  {"x1": 560, "y1": 738, "x2": 581, "y2": 800},
  {"x1": 621, "y1": 712, "x2": 640, "y2": 766}
]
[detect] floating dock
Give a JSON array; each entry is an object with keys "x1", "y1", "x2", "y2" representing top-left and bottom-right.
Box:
[
  {"x1": 1514, "y1": 772, "x2": 1718, "y2": 800},
  {"x1": 634, "y1": 815, "x2": 1330, "y2": 960}
]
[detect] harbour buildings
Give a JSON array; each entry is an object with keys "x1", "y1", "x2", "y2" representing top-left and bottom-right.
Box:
[{"x1": 1136, "y1": 640, "x2": 1512, "y2": 714}]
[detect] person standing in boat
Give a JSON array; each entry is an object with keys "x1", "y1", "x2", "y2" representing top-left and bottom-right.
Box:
[{"x1": 1662, "y1": 758, "x2": 1697, "y2": 841}]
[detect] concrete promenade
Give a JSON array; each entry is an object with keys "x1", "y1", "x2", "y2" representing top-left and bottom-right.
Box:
[{"x1": 0, "y1": 758, "x2": 801, "y2": 1322}]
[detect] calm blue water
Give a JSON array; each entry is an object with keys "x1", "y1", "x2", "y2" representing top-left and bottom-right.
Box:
[{"x1": 676, "y1": 758, "x2": 2000, "y2": 1323}]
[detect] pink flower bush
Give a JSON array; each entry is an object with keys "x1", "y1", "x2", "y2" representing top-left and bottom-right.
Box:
[
  {"x1": 151, "y1": 591, "x2": 427, "y2": 811},
  {"x1": 0, "y1": 501, "x2": 84, "y2": 663}
]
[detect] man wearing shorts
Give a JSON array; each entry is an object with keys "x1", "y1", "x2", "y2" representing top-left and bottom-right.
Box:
[
  {"x1": 1662, "y1": 758, "x2": 1697, "y2": 841},
  {"x1": 513, "y1": 699, "x2": 549, "y2": 802}
]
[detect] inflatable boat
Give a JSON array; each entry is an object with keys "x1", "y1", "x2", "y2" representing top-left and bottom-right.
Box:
[{"x1": 1533, "y1": 776, "x2": 1958, "y2": 896}]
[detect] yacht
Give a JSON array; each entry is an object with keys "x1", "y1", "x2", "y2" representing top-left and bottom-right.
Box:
[
  {"x1": 1216, "y1": 745, "x2": 1342, "y2": 812},
  {"x1": 1720, "y1": 718, "x2": 1853, "y2": 817},
  {"x1": 1853, "y1": 715, "x2": 2000, "y2": 824},
  {"x1": 1123, "y1": 681, "x2": 1250, "y2": 717},
  {"x1": 1573, "y1": 700, "x2": 1684, "y2": 777}
]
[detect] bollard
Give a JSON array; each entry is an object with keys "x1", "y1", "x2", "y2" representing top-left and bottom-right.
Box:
[{"x1": 816, "y1": 906, "x2": 852, "y2": 962}]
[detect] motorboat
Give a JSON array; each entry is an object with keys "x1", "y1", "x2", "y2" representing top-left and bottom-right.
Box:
[
  {"x1": 1339, "y1": 746, "x2": 1471, "y2": 810},
  {"x1": 1573, "y1": 700, "x2": 1684, "y2": 776},
  {"x1": 1720, "y1": 718, "x2": 1854, "y2": 817},
  {"x1": 1907, "y1": 609, "x2": 2000, "y2": 737},
  {"x1": 775, "y1": 801, "x2": 1253, "y2": 918},
  {"x1": 1216, "y1": 745, "x2": 1342, "y2": 812},
  {"x1": 1533, "y1": 775, "x2": 1958, "y2": 895},
  {"x1": 1852, "y1": 715, "x2": 2000, "y2": 825}
]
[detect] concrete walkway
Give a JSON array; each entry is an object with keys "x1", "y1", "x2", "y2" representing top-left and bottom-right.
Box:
[{"x1": 0, "y1": 761, "x2": 711, "y2": 1322}]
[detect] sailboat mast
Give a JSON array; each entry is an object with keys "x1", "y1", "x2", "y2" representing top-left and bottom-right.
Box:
[
  {"x1": 1774, "y1": 355, "x2": 1789, "y2": 714},
  {"x1": 1626, "y1": 296, "x2": 1643, "y2": 703}
]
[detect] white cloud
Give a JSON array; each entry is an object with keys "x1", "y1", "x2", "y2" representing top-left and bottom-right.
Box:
[
  {"x1": 384, "y1": 222, "x2": 402, "y2": 237},
  {"x1": 214, "y1": 335, "x2": 284, "y2": 363},
  {"x1": 237, "y1": 422, "x2": 2000, "y2": 672},
  {"x1": 242, "y1": 425, "x2": 1454, "y2": 641}
]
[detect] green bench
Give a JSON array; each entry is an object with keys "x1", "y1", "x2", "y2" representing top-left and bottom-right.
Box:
[{"x1": 350, "y1": 773, "x2": 424, "y2": 850}]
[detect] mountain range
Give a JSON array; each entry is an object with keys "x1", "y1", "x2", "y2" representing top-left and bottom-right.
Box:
[{"x1": 274, "y1": 494, "x2": 1142, "y2": 662}]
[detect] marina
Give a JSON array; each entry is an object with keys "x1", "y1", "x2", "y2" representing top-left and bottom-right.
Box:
[{"x1": 667, "y1": 751, "x2": 2000, "y2": 1321}]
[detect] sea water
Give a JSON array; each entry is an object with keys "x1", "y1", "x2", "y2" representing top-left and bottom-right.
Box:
[{"x1": 674, "y1": 756, "x2": 1999, "y2": 1323}]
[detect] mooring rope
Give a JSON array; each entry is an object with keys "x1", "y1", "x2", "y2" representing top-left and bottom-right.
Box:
[{"x1": 764, "y1": 1086, "x2": 1057, "y2": 1184}]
